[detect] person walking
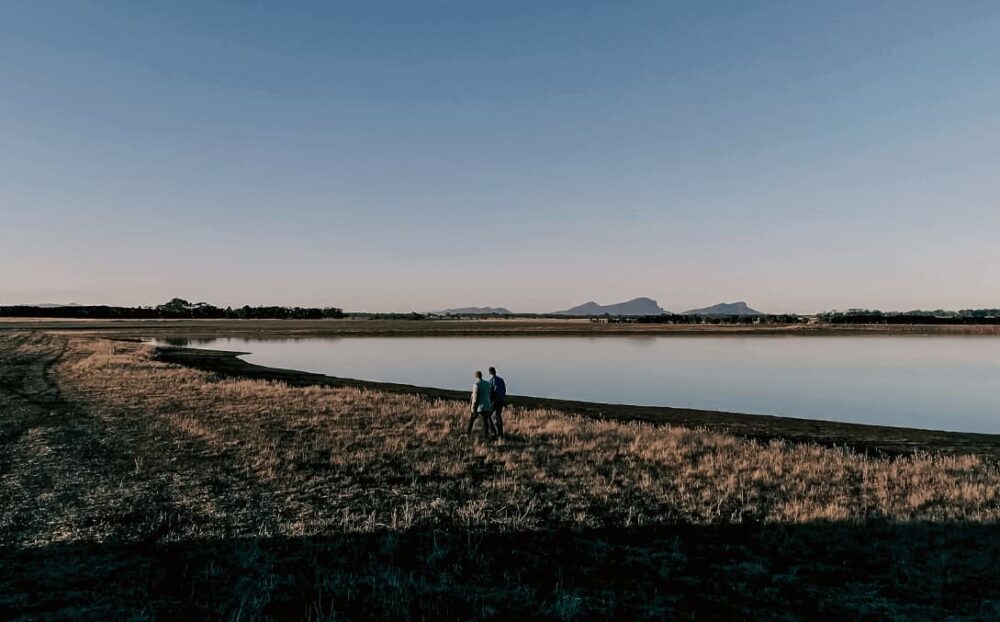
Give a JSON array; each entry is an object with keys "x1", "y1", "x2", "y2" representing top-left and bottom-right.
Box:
[
  {"x1": 467, "y1": 370, "x2": 493, "y2": 439},
  {"x1": 488, "y1": 366, "x2": 506, "y2": 439}
]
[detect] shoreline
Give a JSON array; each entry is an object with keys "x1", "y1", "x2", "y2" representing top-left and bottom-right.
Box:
[{"x1": 157, "y1": 343, "x2": 1000, "y2": 460}]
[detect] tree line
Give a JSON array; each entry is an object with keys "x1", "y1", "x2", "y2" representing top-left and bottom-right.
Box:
[
  {"x1": 0, "y1": 298, "x2": 344, "y2": 320},
  {"x1": 819, "y1": 309, "x2": 1000, "y2": 325}
]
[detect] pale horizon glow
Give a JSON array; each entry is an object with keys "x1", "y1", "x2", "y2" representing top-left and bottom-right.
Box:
[{"x1": 3, "y1": 2, "x2": 1000, "y2": 314}]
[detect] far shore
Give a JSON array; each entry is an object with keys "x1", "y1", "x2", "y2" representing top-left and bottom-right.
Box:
[
  {"x1": 4, "y1": 316, "x2": 1000, "y2": 338},
  {"x1": 157, "y1": 342, "x2": 1000, "y2": 461}
]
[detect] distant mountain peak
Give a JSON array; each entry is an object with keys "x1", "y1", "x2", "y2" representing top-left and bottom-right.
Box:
[
  {"x1": 682, "y1": 301, "x2": 763, "y2": 316},
  {"x1": 554, "y1": 297, "x2": 669, "y2": 316}
]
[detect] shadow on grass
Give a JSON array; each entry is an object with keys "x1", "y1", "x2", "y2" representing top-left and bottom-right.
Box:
[{"x1": 2, "y1": 522, "x2": 999, "y2": 620}]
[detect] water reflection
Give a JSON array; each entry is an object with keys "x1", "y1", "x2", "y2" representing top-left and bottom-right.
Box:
[{"x1": 153, "y1": 337, "x2": 219, "y2": 347}]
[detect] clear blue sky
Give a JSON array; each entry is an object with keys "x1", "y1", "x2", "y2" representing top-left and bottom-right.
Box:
[{"x1": 3, "y1": 1, "x2": 1000, "y2": 313}]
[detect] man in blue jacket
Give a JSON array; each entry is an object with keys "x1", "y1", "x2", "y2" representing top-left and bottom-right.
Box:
[{"x1": 488, "y1": 366, "x2": 506, "y2": 439}]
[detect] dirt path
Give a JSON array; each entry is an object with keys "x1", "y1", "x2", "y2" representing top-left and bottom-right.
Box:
[
  {"x1": 0, "y1": 333, "x2": 285, "y2": 547},
  {"x1": 0, "y1": 333, "x2": 294, "y2": 617},
  {"x1": 0, "y1": 332, "x2": 116, "y2": 545}
]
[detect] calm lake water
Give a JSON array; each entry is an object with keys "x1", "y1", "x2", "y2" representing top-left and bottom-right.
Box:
[{"x1": 171, "y1": 335, "x2": 1000, "y2": 434}]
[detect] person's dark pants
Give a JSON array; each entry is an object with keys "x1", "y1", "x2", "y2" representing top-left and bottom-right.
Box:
[
  {"x1": 491, "y1": 401, "x2": 505, "y2": 438},
  {"x1": 467, "y1": 409, "x2": 492, "y2": 438}
]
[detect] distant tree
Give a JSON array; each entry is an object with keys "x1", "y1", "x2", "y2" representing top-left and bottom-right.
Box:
[{"x1": 157, "y1": 298, "x2": 192, "y2": 313}]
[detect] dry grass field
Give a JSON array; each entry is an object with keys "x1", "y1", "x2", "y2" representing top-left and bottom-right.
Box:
[{"x1": 2, "y1": 332, "x2": 1000, "y2": 619}]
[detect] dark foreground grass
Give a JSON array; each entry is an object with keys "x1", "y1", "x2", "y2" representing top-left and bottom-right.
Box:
[
  {"x1": 4, "y1": 524, "x2": 1000, "y2": 620},
  {"x1": 2, "y1": 332, "x2": 999, "y2": 620}
]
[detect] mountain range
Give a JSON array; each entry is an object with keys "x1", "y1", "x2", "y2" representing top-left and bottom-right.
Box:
[
  {"x1": 553, "y1": 297, "x2": 669, "y2": 316},
  {"x1": 682, "y1": 301, "x2": 763, "y2": 316}
]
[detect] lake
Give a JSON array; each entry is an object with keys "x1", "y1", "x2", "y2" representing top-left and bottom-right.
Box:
[{"x1": 166, "y1": 335, "x2": 1000, "y2": 434}]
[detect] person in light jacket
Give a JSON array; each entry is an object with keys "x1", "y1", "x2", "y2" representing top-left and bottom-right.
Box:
[{"x1": 466, "y1": 370, "x2": 493, "y2": 439}]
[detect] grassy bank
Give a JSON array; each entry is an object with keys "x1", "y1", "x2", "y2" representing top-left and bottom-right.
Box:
[
  {"x1": 2, "y1": 333, "x2": 1000, "y2": 619},
  {"x1": 158, "y1": 343, "x2": 1000, "y2": 460}
]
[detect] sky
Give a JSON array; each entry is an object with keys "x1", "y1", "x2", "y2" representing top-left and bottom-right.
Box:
[{"x1": 3, "y1": 1, "x2": 1000, "y2": 313}]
